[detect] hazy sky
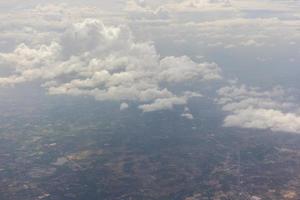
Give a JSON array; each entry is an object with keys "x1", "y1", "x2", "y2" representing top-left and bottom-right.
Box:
[{"x1": 0, "y1": 0, "x2": 299, "y2": 133}]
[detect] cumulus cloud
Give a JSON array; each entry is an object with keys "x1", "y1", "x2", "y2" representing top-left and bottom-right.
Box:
[
  {"x1": 120, "y1": 102, "x2": 129, "y2": 111},
  {"x1": 1, "y1": 1, "x2": 299, "y2": 116},
  {"x1": 217, "y1": 84, "x2": 300, "y2": 134},
  {"x1": 181, "y1": 113, "x2": 194, "y2": 120},
  {"x1": 223, "y1": 108, "x2": 300, "y2": 133},
  {"x1": 181, "y1": 107, "x2": 194, "y2": 120},
  {"x1": 240, "y1": 39, "x2": 264, "y2": 47},
  {"x1": 139, "y1": 96, "x2": 187, "y2": 112},
  {"x1": 0, "y1": 18, "x2": 221, "y2": 112},
  {"x1": 159, "y1": 56, "x2": 222, "y2": 82}
]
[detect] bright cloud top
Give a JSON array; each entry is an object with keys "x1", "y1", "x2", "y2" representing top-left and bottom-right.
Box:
[
  {"x1": 0, "y1": 18, "x2": 222, "y2": 112},
  {"x1": 126, "y1": 0, "x2": 300, "y2": 54},
  {"x1": 217, "y1": 84, "x2": 300, "y2": 134}
]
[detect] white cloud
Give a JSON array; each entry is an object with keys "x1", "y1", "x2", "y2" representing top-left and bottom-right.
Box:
[
  {"x1": 139, "y1": 96, "x2": 187, "y2": 112},
  {"x1": 120, "y1": 102, "x2": 129, "y2": 110},
  {"x1": 124, "y1": 0, "x2": 300, "y2": 55},
  {"x1": 240, "y1": 39, "x2": 264, "y2": 47},
  {"x1": 151, "y1": 0, "x2": 235, "y2": 14},
  {"x1": 126, "y1": 0, "x2": 300, "y2": 15},
  {"x1": 181, "y1": 106, "x2": 194, "y2": 120},
  {"x1": 181, "y1": 112, "x2": 194, "y2": 120},
  {"x1": 223, "y1": 108, "x2": 300, "y2": 133},
  {"x1": 159, "y1": 56, "x2": 222, "y2": 82},
  {"x1": 0, "y1": 18, "x2": 221, "y2": 112},
  {"x1": 217, "y1": 84, "x2": 300, "y2": 134},
  {"x1": 230, "y1": 0, "x2": 296, "y2": 12},
  {"x1": 127, "y1": 0, "x2": 235, "y2": 12},
  {"x1": 1, "y1": 1, "x2": 299, "y2": 116}
]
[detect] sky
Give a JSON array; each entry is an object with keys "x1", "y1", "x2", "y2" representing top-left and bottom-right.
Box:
[{"x1": 0, "y1": 0, "x2": 299, "y2": 133}]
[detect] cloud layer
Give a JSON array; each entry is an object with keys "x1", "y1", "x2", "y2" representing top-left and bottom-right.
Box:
[
  {"x1": 0, "y1": 0, "x2": 299, "y2": 126},
  {"x1": 217, "y1": 84, "x2": 300, "y2": 134},
  {"x1": 0, "y1": 18, "x2": 221, "y2": 112}
]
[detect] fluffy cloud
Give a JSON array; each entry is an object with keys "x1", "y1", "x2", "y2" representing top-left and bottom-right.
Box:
[
  {"x1": 1, "y1": 1, "x2": 299, "y2": 115},
  {"x1": 138, "y1": 96, "x2": 187, "y2": 112},
  {"x1": 223, "y1": 108, "x2": 300, "y2": 133},
  {"x1": 0, "y1": 18, "x2": 221, "y2": 112},
  {"x1": 181, "y1": 107, "x2": 194, "y2": 120},
  {"x1": 159, "y1": 56, "x2": 221, "y2": 82},
  {"x1": 217, "y1": 84, "x2": 300, "y2": 134},
  {"x1": 181, "y1": 113, "x2": 194, "y2": 120},
  {"x1": 120, "y1": 102, "x2": 129, "y2": 111}
]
